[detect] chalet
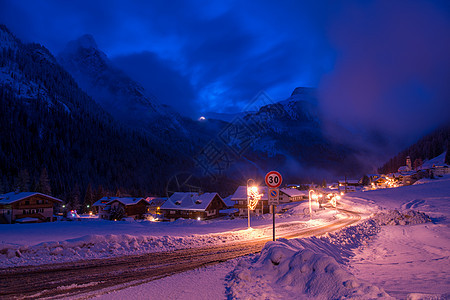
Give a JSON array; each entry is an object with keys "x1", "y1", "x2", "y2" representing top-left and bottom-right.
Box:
[
  {"x1": 338, "y1": 180, "x2": 359, "y2": 192},
  {"x1": 279, "y1": 188, "x2": 308, "y2": 203},
  {"x1": 94, "y1": 197, "x2": 149, "y2": 220},
  {"x1": 92, "y1": 197, "x2": 111, "y2": 214},
  {"x1": 0, "y1": 192, "x2": 62, "y2": 224},
  {"x1": 160, "y1": 192, "x2": 226, "y2": 220},
  {"x1": 230, "y1": 186, "x2": 269, "y2": 217},
  {"x1": 145, "y1": 197, "x2": 167, "y2": 215}
]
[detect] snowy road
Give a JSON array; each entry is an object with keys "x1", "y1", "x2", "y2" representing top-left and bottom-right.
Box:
[{"x1": 0, "y1": 209, "x2": 360, "y2": 299}]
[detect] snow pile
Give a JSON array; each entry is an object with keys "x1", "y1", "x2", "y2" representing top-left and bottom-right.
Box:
[
  {"x1": 373, "y1": 209, "x2": 431, "y2": 226},
  {"x1": 227, "y1": 238, "x2": 392, "y2": 299},
  {"x1": 0, "y1": 226, "x2": 269, "y2": 268}
]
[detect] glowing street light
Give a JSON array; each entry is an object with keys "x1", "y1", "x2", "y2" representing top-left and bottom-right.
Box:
[
  {"x1": 247, "y1": 179, "x2": 261, "y2": 229},
  {"x1": 308, "y1": 190, "x2": 314, "y2": 219}
]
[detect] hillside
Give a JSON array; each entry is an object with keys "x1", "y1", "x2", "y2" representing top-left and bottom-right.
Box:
[
  {"x1": 0, "y1": 25, "x2": 190, "y2": 201},
  {"x1": 378, "y1": 125, "x2": 450, "y2": 173}
]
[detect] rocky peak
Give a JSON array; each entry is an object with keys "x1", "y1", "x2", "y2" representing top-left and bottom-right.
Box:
[{"x1": 0, "y1": 24, "x2": 19, "y2": 50}]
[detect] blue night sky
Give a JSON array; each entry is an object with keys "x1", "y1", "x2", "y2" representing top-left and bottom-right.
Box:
[{"x1": 1, "y1": 0, "x2": 449, "y2": 144}]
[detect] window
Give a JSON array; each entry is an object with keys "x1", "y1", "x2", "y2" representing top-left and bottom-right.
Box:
[{"x1": 25, "y1": 201, "x2": 30, "y2": 205}]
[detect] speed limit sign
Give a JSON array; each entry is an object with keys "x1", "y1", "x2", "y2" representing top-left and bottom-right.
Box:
[{"x1": 265, "y1": 171, "x2": 282, "y2": 188}]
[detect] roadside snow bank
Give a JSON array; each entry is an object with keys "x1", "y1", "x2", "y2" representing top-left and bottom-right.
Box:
[
  {"x1": 372, "y1": 209, "x2": 431, "y2": 226},
  {"x1": 227, "y1": 220, "x2": 391, "y2": 299},
  {"x1": 227, "y1": 238, "x2": 392, "y2": 299},
  {"x1": 0, "y1": 229, "x2": 266, "y2": 268}
]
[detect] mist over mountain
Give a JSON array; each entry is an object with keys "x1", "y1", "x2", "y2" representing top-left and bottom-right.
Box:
[{"x1": 57, "y1": 35, "x2": 187, "y2": 138}]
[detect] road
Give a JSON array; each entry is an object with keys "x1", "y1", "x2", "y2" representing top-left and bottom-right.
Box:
[{"x1": 0, "y1": 208, "x2": 361, "y2": 299}]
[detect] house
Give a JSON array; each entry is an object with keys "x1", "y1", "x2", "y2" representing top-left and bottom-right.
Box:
[
  {"x1": 0, "y1": 192, "x2": 62, "y2": 224},
  {"x1": 94, "y1": 197, "x2": 149, "y2": 220},
  {"x1": 160, "y1": 192, "x2": 226, "y2": 220},
  {"x1": 145, "y1": 197, "x2": 167, "y2": 215},
  {"x1": 230, "y1": 186, "x2": 269, "y2": 217},
  {"x1": 338, "y1": 180, "x2": 359, "y2": 192},
  {"x1": 92, "y1": 197, "x2": 111, "y2": 214},
  {"x1": 279, "y1": 188, "x2": 308, "y2": 203}
]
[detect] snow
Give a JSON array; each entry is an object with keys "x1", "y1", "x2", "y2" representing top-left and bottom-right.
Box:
[
  {"x1": 0, "y1": 208, "x2": 330, "y2": 268},
  {"x1": 1, "y1": 175, "x2": 449, "y2": 299},
  {"x1": 420, "y1": 151, "x2": 447, "y2": 169}
]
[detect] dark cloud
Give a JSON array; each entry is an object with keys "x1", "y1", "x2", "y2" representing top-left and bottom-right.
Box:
[
  {"x1": 318, "y1": 0, "x2": 450, "y2": 151},
  {"x1": 112, "y1": 52, "x2": 197, "y2": 116}
]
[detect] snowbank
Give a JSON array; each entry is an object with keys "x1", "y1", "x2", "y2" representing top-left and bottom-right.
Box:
[
  {"x1": 226, "y1": 219, "x2": 392, "y2": 299},
  {"x1": 0, "y1": 229, "x2": 267, "y2": 268},
  {"x1": 227, "y1": 238, "x2": 392, "y2": 299}
]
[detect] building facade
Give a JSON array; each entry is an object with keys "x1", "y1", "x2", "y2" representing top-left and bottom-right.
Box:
[{"x1": 0, "y1": 192, "x2": 62, "y2": 224}]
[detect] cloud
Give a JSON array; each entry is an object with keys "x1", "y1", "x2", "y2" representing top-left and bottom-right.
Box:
[
  {"x1": 318, "y1": 0, "x2": 450, "y2": 148},
  {"x1": 111, "y1": 52, "x2": 197, "y2": 116}
]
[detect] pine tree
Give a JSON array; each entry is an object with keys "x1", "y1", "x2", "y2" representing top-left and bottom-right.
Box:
[
  {"x1": 69, "y1": 183, "x2": 81, "y2": 212},
  {"x1": 84, "y1": 183, "x2": 94, "y2": 211},
  {"x1": 37, "y1": 168, "x2": 51, "y2": 195},
  {"x1": 95, "y1": 185, "x2": 105, "y2": 202},
  {"x1": 446, "y1": 141, "x2": 450, "y2": 165},
  {"x1": 17, "y1": 169, "x2": 30, "y2": 192}
]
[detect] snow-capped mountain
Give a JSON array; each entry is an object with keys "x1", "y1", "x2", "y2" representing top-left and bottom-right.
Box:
[
  {"x1": 0, "y1": 25, "x2": 192, "y2": 198},
  {"x1": 57, "y1": 34, "x2": 186, "y2": 135},
  {"x1": 0, "y1": 25, "x2": 52, "y2": 102}
]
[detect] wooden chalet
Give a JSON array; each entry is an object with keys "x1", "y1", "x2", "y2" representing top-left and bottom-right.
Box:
[
  {"x1": 94, "y1": 197, "x2": 149, "y2": 220},
  {"x1": 0, "y1": 192, "x2": 62, "y2": 224},
  {"x1": 160, "y1": 192, "x2": 226, "y2": 220}
]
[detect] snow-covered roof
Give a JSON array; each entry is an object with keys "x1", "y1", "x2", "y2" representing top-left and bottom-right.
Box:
[
  {"x1": 161, "y1": 192, "x2": 223, "y2": 211},
  {"x1": 222, "y1": 195, "x2": 235, "y2": 207},
  {"x1": 280, "y1": 188, "x2": 307, "y2": 197},
  {"x1": 230, "y1": 186, "x2": 269, "y2": 200},
  {"x1": 146, "y1": 197, "x2": 167, "y2": 207},
  {"x1": 0, "y1": 192, "x2": 62, "y2": 205},
  {"x1": 92, "y1": 197, "x2": 112, "y2": 207},
  {"x1": 104, "y1": 197, "x2": 147, "y2": 206}
]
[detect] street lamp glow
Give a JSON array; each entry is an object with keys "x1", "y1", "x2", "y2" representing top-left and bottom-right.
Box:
[{"x1": 247, "y1": 179, "x2": 262, "y2": 229}]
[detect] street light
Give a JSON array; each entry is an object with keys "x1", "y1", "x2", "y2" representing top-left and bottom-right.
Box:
[
  {"x1": 308, "y1": 189, "x2": 314, "y2": 219},
  {"x1": 247, "y1": 179, "x2": 261, "y2": 229}
]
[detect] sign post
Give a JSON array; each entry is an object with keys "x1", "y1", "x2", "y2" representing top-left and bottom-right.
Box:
[{"x1": 265, "y1": 171, "x2": 282, "y2": 241}]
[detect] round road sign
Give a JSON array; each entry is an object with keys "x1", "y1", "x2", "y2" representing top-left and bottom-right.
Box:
[
  {"x1": 265, "y1": 171, "x2": 282, "y2": 188},
  {"x1": 269, "y1": 189, "x2": 278, "y2": 197}
]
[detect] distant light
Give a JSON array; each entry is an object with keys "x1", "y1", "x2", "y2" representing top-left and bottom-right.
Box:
[
  {"x1": 198, "y1": 116, "x2": 206, "y2": 121},
  {"x1": 197, "y1": 217, "x2": 201, "y2": 221}
]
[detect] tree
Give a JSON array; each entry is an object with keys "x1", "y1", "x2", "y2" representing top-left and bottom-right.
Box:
[
  {"x1": 17, "y1": 169, "x2": 30, "y2": 191},
  {"x1": 321, "y1": 179, "x2": 327, "y2": 188},
  {"x1": 95, "y1": 185, "x2": 105, "y2": 202},
  {"x1": 446, "y1": 143, "x2": 450, "y2": 165},
  {"x1": 84, "y1": 183, "x2": 95, "y2": 211},
  {"x1": 68, "y1": 183, "x2": 81, "y2": 212},
  {"x1": 109, "y1": 205, "x2": 125, "y2": 221},
  {"x1": 37, "y1": 168, "x2": 51, "y2": 195},
  {"x1": 361, "y1": 175, "x2": 370, "y2": 186},
  {"x1": 413, "y1": 158, "x2": 423, "y2": 171}
]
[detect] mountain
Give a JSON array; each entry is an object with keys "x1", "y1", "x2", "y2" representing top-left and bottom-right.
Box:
[
  {"x1": 0, "y1": 25, "x2": 190, "y2": 199},
  {"x1": 0, "y1": 25, "x2": 375, "y2": 200},
  {"x1": 57, "y1": 34, "x2": 187, "y2": 137}
]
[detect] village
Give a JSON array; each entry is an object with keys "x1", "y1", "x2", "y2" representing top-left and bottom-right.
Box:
[{"x1": 1, "y1": 153, "x2": 448, "y2": 225}]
